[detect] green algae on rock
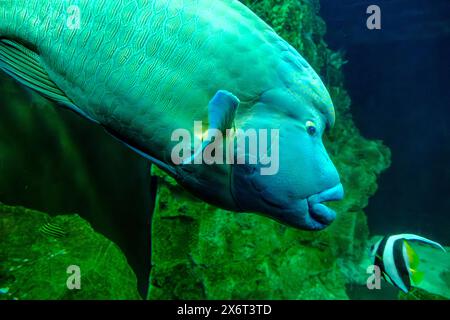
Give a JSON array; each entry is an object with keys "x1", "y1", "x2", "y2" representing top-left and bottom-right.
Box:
[
  {"x1": 0, "y1": 74, "x2": 152, "y2": 294},
  {"x1": 0, "y1": 204, "x2": 140, "y2": 300},
  {"x1": 399, "y1": 287, "x2": 448, "y2": 300},
  {"x1": 149, "y1": 176, "x2": 349, "y2": 299},
  {"x1": 148, "y1": 0, "x2": 391, "y2": 300}
]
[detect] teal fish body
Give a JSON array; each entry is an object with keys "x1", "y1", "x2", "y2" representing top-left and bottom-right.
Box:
[{"x1": 0, "y1": 0, "x2": 343, "y2": 230}]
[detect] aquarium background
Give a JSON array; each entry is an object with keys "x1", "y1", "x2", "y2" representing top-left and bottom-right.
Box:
[
  {"x1": 0, "y1": 0, "x2": 449, "y2": 300},
  {"x1": 320, "y1": 0, "x2": 450, "y2": 245}
]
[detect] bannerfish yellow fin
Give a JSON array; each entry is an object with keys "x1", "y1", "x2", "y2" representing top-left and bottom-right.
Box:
[
  {"x1": 404, "y1": 240, "x2": 420, "y2": 269},
  {"x1": 0, "y1": 39, "x2": 98, "y2": 123},
  {"x1": 404, "y1": 241, "x2": 424, "y2": 285},
  {"x1": 410, "y1": 269, "x2": 425, "y2": 285}
]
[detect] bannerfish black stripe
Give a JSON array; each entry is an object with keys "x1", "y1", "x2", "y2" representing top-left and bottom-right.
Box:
[
  {"x1": 374, "y1": 236, "x2": 397, "y2": 284},
  {"x1": 374, "y1": 236, "x2": 388, "y2": 274},
  {"x1": 393, "y1": 239, "x2": 411, "y2": 291},
  {"x1": 39, "y1": 223, "x2": 67, "y2": 238}
]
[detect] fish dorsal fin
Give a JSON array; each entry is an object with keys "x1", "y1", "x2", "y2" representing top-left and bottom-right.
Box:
[
  {"x1": 182, "y1": 90, "x2": 240, "y2": 165},
  {"x1": 399, "y1": 234, "x2": 446, "y2": 252},
  {"x1": 207, "y1": 90, "x2": 239, "y2": 135},
  {"x1": 0, "y1": 39, "x2": 97, "y2": 123}
]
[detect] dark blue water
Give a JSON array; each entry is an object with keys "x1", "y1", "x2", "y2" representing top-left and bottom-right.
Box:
[{"x1": 320, "y1": 0, "x2": 450, "y2": 243}]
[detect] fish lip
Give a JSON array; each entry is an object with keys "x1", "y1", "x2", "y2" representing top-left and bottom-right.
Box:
[{"x1": 307, "y1": 183, "x2": 344, "y2": 226}]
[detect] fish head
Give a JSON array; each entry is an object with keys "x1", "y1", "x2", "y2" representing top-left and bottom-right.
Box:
[
  {"x1": 369, "y1": 238, "x2": 383, "y2": 259},
  {"x1": 231, "y1": 77, "x2": 343, "y2": 230}
]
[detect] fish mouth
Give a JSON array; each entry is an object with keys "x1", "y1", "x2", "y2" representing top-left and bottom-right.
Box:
[{"x1": 306, "y1": 183, "x2": 344, "y2": 228}]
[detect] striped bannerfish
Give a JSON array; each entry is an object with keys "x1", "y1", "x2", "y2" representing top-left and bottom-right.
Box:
[
  {"x1": 370, "y1": 234, "x2": 446, "y2": 293},
  {"x1": 39, "y1": 222, "x2": 67, "y2": 239}
]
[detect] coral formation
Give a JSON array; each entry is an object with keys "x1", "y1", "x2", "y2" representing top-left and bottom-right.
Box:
[
  {"x1": 148, "y1": 0, "x2": 391, "y2": 300},
  {"x1": 0, "y1": 204, "x2": 141, "y2": 300},
  {"x1": 0, "y1": 74, "x2": 153, "y2": 294},
  {"x1": 398, "y1": 288, "x2": 447, "y2": 300}
]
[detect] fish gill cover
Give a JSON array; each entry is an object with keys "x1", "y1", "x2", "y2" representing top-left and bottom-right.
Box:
[
  {"x1": 147, "y1": 0, "x2": 391, "y2": 300},
  {"x1": 0, "y1": 0, "x2": 392, "y2": 299}
]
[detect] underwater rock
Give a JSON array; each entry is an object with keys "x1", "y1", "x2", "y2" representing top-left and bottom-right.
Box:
[
  {"x1": 149, "y1": 177, "x2": 349, "y2": 300},
  {"x1": 148, "y1": 0, "x2": 391, "y2": 300},
  {"x1": 0, "y1": 204, "x2": 140, "y2": 300},
  {"x1": 398, "y1": 287, "x2": 448, "y2": 300},
  {"x1": 0, "y1": 74, "x2": 153, "y2": 295}
]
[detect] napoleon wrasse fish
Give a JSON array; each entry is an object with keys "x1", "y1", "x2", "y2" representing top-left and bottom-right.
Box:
[{"x1": 0, "y1": 0, "x2": 343, "y2": 230}]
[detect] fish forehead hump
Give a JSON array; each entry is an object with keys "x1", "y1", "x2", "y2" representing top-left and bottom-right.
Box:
[
  {"x1": 0, "y1": 0, "x2": 334, "y2": 150},
  {"x1": 272, "y1": 44, "x2": 335, "y2": 127}
]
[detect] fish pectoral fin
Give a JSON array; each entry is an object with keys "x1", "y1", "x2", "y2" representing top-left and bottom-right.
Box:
[
  {"x1": 182, "y1": 90, "x2": 240, "y2": 165},
  {"x1": 0, "y1": 39, "x2": 97, "y2": 123},
  {"x1": 207, "y1": 90, "x2": 240, "y2": 136}
]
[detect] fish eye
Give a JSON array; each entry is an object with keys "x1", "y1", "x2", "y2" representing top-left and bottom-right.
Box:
[{"x1": 306, "y1": 121, "x2": 317, "y2": 136}]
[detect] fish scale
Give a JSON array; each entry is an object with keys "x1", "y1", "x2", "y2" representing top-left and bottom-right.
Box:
[
  {"x1": 0, "y1": 0, "x2": 288, "y2": 146},
  {"x1": 0, "y1": 0, "x2": 342, "y2": 230}
]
